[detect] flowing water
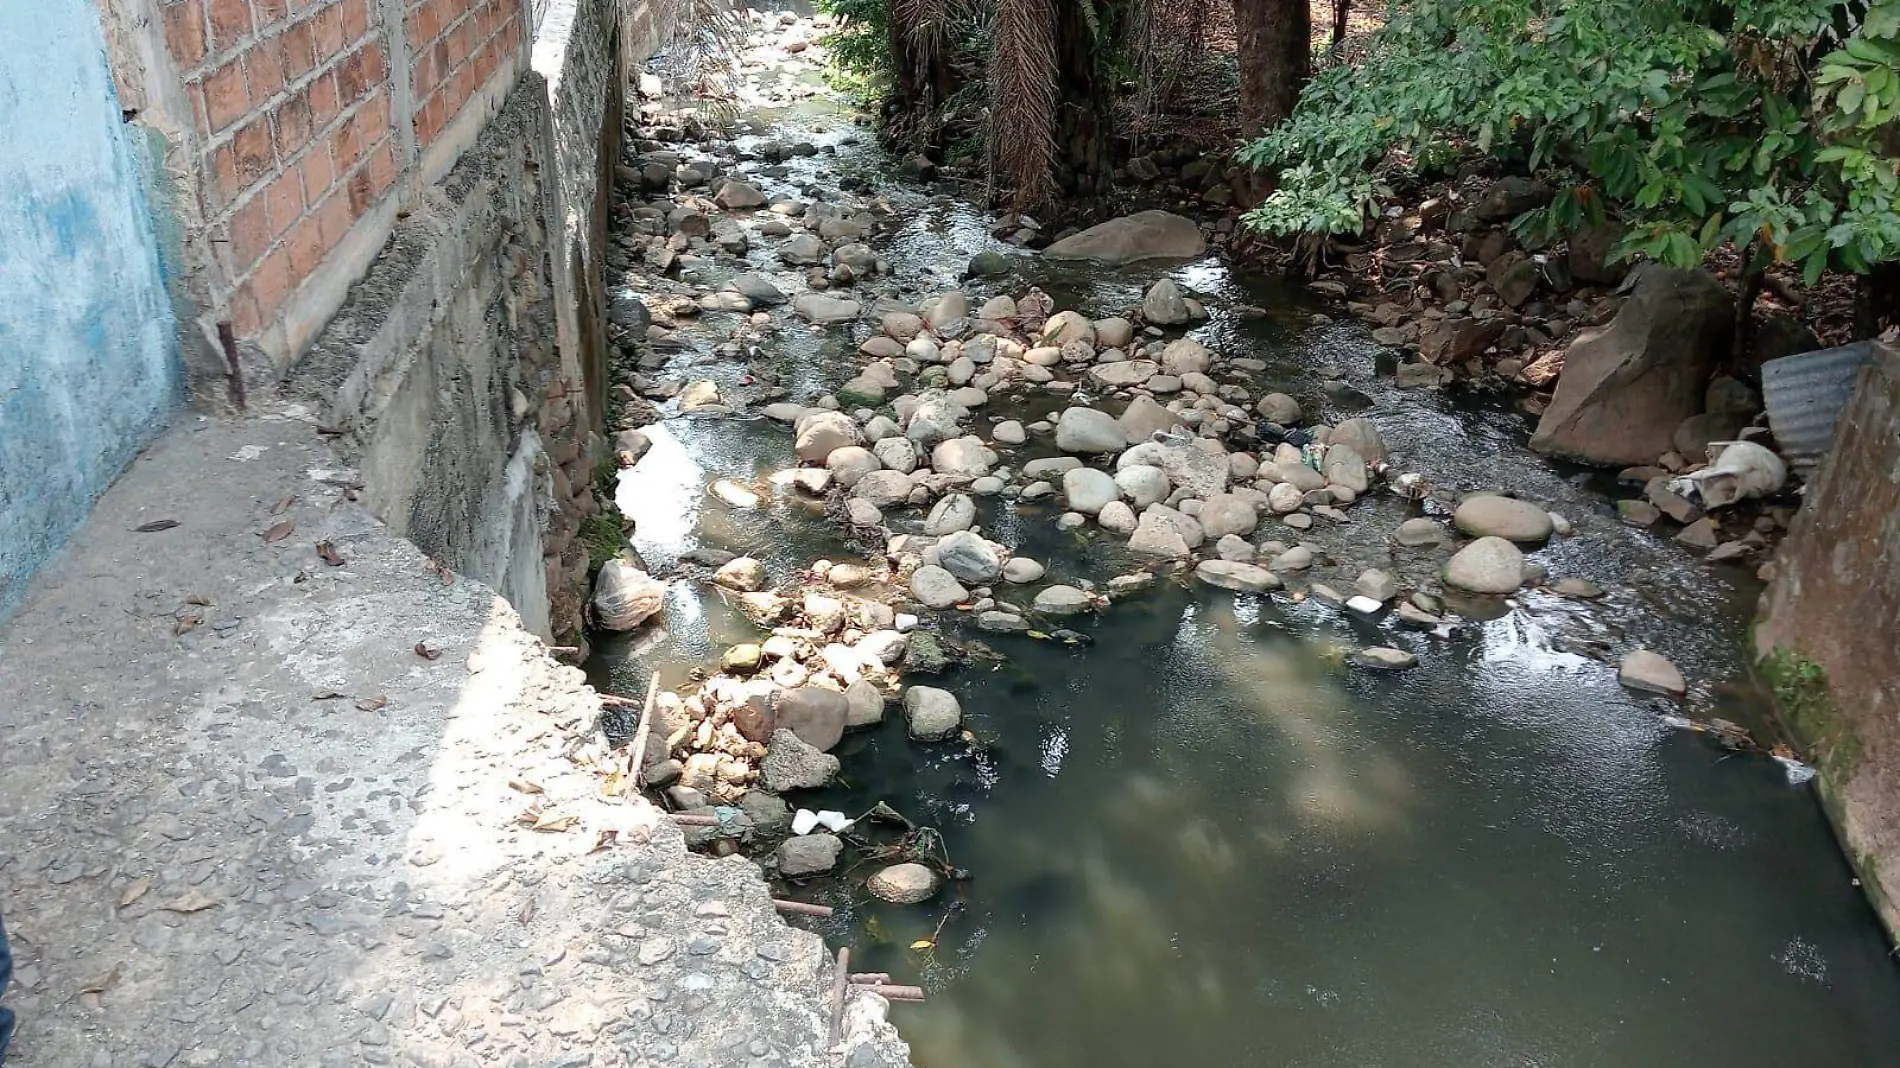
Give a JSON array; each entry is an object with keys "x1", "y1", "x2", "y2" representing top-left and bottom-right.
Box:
[{"x1": 593, "y1": 45, "x2": 1900, "y2": 1067}]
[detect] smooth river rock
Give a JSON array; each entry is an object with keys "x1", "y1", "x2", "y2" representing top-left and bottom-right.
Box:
[
  {"x1": 1454, "y1": 494, "x2": 1555, "y2": 543},
  {"x1": 1442, "y1": 536, "x2": 1526, "y2": 594}
]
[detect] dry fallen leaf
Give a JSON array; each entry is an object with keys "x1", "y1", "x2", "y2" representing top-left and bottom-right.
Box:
[
  {"x1": 313, "y1": 690, "x2": 347, "y2": 700},
  {"x1": 507, "y1": 779, "x2": 545, "y2": 795},
  {"x1": 119, "y1": 878, "x2": 151, "y2": 907},
  {"x1": 184, "y1": 593, "x2": 211, "y2": 607},
  {"x1": 270, "y1": 494, "x2": 296, "y2": 515},
  {"x1": 261, "y1": 520, "x2": 294, "y2": 542},
  {"x1": 356, "y1": 695, "x2": 389, "y2": 712},
  {"x1": 316, "y1": 540, "x2": 346, "y2": 566},
  {"x1": 172, "y1": 612, "x2": 203, "y2": 636},
  {"x1": 589, "y1": 829, "x2": 619, "y2": 854},
  {"x1": 159, "y1": 890, "x2": 220, "y2": 913},
  {"x1": 133, "y1": 519, "x2": 179, "y2": 533},
  {"x1": 414, "y1": 641, "x2": 441, "y2": 661},
  {"x1": 909, "y1": 939, "x2": 935, "y2": 951},
  {"x1": 518, "y1": 896, "x2": 538, "y2": 924}
]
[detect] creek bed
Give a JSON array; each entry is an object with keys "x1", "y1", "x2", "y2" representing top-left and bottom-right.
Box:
[{"x1": 591, "y1": 44, "x2": 1900, "y2": 1067}]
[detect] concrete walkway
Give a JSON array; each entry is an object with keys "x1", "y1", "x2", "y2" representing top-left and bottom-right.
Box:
[{"x1": 0, "y1": 403, "x2": 907, "y2": 1068}]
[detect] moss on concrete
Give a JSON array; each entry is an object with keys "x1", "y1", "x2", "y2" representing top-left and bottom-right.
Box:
[{"x1": 1759, "y1": 647, "x2": 1862, "y2": 781}]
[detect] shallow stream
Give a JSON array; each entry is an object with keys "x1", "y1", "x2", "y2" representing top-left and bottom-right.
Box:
[{"x1": 592, "y1": 44, "x2": 1900, "y2": 1067}]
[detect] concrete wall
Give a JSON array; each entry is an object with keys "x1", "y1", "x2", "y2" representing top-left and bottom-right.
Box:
[
  {"x1": 0, "y1": 0, "x2": 182, "y2": 618},
  {"x1": 1756, "y1": 340, "x2": 1900, "y2": 936}
]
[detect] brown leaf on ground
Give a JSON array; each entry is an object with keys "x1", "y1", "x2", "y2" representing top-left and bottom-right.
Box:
[
  {"x1": 356, "y1": 695, "x2": 389, "y2": 712},
  {"x1": 262, "y1": 520, "x2": 294, "y2": 542},
  {"x1": 316, "y1": 540, "x2": 346, "y2": 566},
  {"x1": 172, "y1": 612, "x2": 203, "y2": 636},
  {"x1": 270, "y1": 494, "x2": 296, "y2": 515},
  {"x1": 414, "y1": 641, "x2": 441, "y2": 661},
  {"x1": 78, "y1": 963, "x2": 122, "y2": 996},
  {"x1": 313, "y1": 690, "x2": 347, "y2": 700},
  {"x1": 507, "y1": 779, "x2": 545, "y2": 795},
  {"x1": 158, "y1": 890, "x2": 219, "y2": 913},
  {"x1": 184, "y1": 593, "x2": 211, "y2": 606},
  {"x1": 133, "y1": 519, "x2": 180, "y2": 533},
  {"x1": 118, "y1": 878, "x2": 151, "y2": 907},
  {"x1": 589, "y1": 829, "x2": 619, "y2": 854},
  {"x1": 518, "y1": 896, "x2": 538, "y2": 924}
]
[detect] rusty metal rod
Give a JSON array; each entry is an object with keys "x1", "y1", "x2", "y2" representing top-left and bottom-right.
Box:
[
  {"x1": 672, "y1": 813, "x2": 719, "y2": 827},
  {"x1": 773, "y1": 899, "x2": 835, "y2": 918},
  {"x1": 827, "y1": 947, "x2": 850, "y2": 1048}
]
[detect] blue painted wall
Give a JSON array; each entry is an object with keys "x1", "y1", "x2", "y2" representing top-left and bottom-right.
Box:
[{"x1": 0, "y1": 0, "x2": 183, "y2": 618}]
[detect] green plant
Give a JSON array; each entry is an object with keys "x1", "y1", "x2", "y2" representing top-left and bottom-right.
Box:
[
  {"x1": 1238, "y1": 0, "x2": 1900, "y2": 289},
  {"x1": 818, "y1": 0, "x2": 898, "y2": 104},
  {"x1": 579, "y1": 512, "x2": 630, "y2": 572},
  {"x1": 1760, "y1": 648, "x2": 1861, "y2": 777}
]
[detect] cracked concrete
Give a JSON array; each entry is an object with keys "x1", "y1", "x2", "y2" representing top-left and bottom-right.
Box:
[{"x1": 0, "y1": 401, "x2": 909, "y2": 1068}]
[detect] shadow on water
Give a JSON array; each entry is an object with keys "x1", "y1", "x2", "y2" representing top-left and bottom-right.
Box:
[{"x1": 594, "y1": 71, "x2": 1900, "y2": 1068}]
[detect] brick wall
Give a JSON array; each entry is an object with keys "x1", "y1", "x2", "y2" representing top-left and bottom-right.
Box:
[
  {"x1": 408, "y1": 0, "x2": 524, "y2": 150},
  {"x1": 130, "y1": 0, "x2": 531, "y2": 366}
]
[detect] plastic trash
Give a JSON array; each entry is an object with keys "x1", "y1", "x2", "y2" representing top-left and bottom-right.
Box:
[
  {"x1": 1668, "y1": 440, "x2": 1787, "y2": 508},
  {"x1": 791, "y1": 809, "x2": 820, "y2": 835},
  {"x1": 1775, "y1": 755, "x2": 1817, "y2": 786},
  {"x1": 816, "y1": 810, "x2": 854, "y2": 832}
]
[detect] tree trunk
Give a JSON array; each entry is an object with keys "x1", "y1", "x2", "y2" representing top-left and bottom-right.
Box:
[
  {"x1": 1331, "y1": 0, "x2": 1351, "y2": 49},
  {"x1": 888, "y1": 8, "x2": 956, "y2": 137},
  {"x1": 1233, "y1": 0, "x2": 1311, "y2": 139},
  {"x1": 1049, "y1": 0, "x2": 1114, "y2": 209}
]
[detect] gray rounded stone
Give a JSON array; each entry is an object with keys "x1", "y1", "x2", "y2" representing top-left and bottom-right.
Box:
[{"x1": 904, "y1": 686, "x2": 963, "y2": 740}]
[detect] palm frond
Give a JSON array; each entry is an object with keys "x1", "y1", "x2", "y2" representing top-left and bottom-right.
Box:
[{"x1": 988, "y1": 0, "x2": 1060, "y2": 209}]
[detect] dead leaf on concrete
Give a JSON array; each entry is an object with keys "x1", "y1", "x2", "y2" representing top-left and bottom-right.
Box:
[
  {"x1": 118, "y1": 877, "x2": 151, "y2": 907},
  {"x1": 316, "y1": 540, "x2": 346, "y2": 566},
  {"x1": 261, "y1": 521, "x2": 294, "y2": 543},
  {"x1": 159, "y1": 890, "x2": 220, "y2": 913},
  {"x1": 356, "y1": 695, "x2": 389, "y2": 712},
  {"x1": 507, "y1": 779, "x2": 545, "y2": 795},
  {"x1": 133, "y1": 519, "x2": 179, "y2": 533},
  {"x1": 313, "y1": 690, "x2": 347, "y2": 700},
  {"x1": 270, "y1": 494, "x2": 296, "y2": 515},
  {"x1": 517, "y1": 805, "x2": 578, "y2": 832},
  {"x1": 172, "y1": 611, "x2": 203, "y2": 636},
  {"x1": 79, "y1": 962, "x2": 122, "y2": 995},
  {"x1": 414, "y1": 641, "x2": 441, "y2": 661},
  {"x1": 184, "y1": 593, "x2": 211, "y2": 606},
  {"x1": 518, "y1": 896, "x2": 538, "y2": 924},
  {"x1": 589, "y1": 829, "x2": 619, "y2": 854}
]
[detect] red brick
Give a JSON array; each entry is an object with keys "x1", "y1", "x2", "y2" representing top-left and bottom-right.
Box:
[
  {"x1": 360, "y1": 40, "x2": 386, "y2": 85},
  {"x1": 367, "y1": 141, "x2": 396, "y2": 196},
  {"x1": 357, "y1": 89, "x2": 390, "y2": 138},
  {"x1": 229, "y1": 284, "x2": 262, "y2": 337},
  {"x1": 340, "y1": 0, "x2": 370, "y2": 40},
  {"x1": 208, "y1": 0, "x2": 253, "y2": 49},
  {"x1": 247, "y1": 38, "x2": 285, "y2": 99},
  {"x1": 251, "y1": 245, "x2": 295, "y2": 317},
  {"x1": 275, "y1": 91, "x2": 313, "y2": 154},
  {"x1": 312, "y1": 1, "x2": 345, "y2": 54},
  {"x1": 163, "y1": 0, "x2": 209, "y2": 71},
  {"x1": 285, "y1": 211, "x2": 328, "y2": 277},
  {"x1": 279, "y1": 20, "x2": 315, "y2": 78},
  {"x1": 202, "y1": 57, "x2": 250, "y2": 132},
  {"x1": 253, "y1": 0, "x2": 291, "y2": 28},
  {"x1": 208, "y1": 142, "x2": 244, "y2": 208},
  {"x1": 300, "y1": 142, "x2": 336, "y2": 199},
  {"x1": 336, "y1": 45, "x2": 368, "y2": 102},
  {"x1": 345, "y1": 162, "x2": 374, "y2": 216},
  {"x1": 331, "y1": 110, "x2": 365, "y2": 171},
  {"x1": 230, "y1": 195, "x2": 273, "y2": 268},
  {"x1": 314, "y1": 188, "x2": 354, "y2": 246},
  {"x1": 307, "y1": 70, "x2": 340, "y2": 125},
  {"x1": 412, "y1": 45, "x2": 437, "y2": 96},
  {"x1": 232, "y1": 115, "x2": 275, "y2": 180},
  {"x1": 264, "y1": 167, "x2": 306, "y2": 237}
]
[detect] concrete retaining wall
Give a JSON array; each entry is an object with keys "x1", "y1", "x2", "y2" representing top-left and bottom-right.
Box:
[
  {"x1": 0, "y1": 0, "x2": 183, "y2": 620},
  {"x1": 1756, "y1": 340, "x2": 1900, "y2": 935}
]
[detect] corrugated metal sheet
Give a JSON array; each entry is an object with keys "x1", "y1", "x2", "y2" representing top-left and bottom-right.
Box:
[{"x1": 1761, "y1": 341, "x2": 1878, "y2": 475}]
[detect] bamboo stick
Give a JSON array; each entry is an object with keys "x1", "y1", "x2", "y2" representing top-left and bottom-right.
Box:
[
  {"x1": 827, "y1": 947, "x2": 850, "y2": 1048},
  {"x1": 772, "y1": 899, "x2": 835, "y2": 918},
  {"x1": 625, "y1": 673, "x2": 661, "y2": 786}
]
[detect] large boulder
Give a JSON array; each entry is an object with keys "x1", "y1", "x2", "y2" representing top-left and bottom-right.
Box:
[
  {"x1": 1041, "y1": 210, "x2": 1206, "y2": 265},
  {"x1": 594, "y1": 562, "x2": 667, "y2": 630},
  {"x1": 795, "y1": 410, "x2": 860, "y2": 462},
  {"x1": 867, "y1": 863, "x2": 940, "y2": 905},
  {"x1": 1056, "y1": 407, "x2": 1129, "y2": 454},
  {"x1": 761, "y1": 729, "x2": 840, "y2": 791},
  {"x1": 1117, "y1": 440, "x2": 1227, "y2": 500},
  {"x1": 1530, "y1": 267, "x2": 1733, "y2": 466},
  {"x1": 904, "y1": 686, "x2": 963, "y2": 740},
  {"x1": 792, "y1": 293, "x2": 862, "y2": 324},
  {"x1": 1194, "y1": 560, "x2": 1280, "y2": 593},
  {"x1": 935, "y1": 530, "x2": 1003, "y2": 584},
  {"x1": 1199, "y1": 494, "x2": 1258, "y2": 538},
  {"x1": 1442, "y1": 536, "x2": 1525, "y2": 594},
  {"x1": 776, "y1": 686, "x2": 849, "y2": 752},
  {"x1": 1452, "y1": 494, "x2": 1553, "y2": 543},
  {"x1": 931, "y1": 436, "x2": 997, "y2": 478}
]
